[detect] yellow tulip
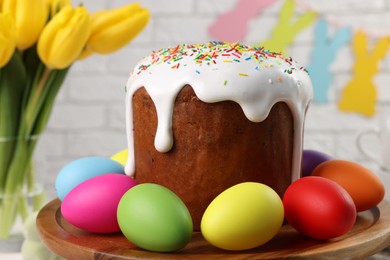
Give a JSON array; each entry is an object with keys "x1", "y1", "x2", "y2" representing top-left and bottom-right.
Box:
[
  {"x1": 37, "y1": 6, "x2": 91, "y2": 69},
  {"x1": 47, "y1": 0, "x2": 72, "y2": 17},
  {"x1": 82, "y1": 3, "x2": 150, "y2": 56},
  {"x1": 0, "y1": 12, "x2": 16, "y2": 68},
  {"x1": 2, "y1": 0, "x2": 47, "y2": 50},
  {"x1": 77, "y1": 48, "x2": 93, "y2": 60}
]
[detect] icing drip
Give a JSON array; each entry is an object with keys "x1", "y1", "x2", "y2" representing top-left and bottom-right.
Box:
[{"x1": 125, "y1": 42, "x2": 313, "y2": 182}]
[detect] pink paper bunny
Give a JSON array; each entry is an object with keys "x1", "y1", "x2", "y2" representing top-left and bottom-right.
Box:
[{"x1": 208, "y1": 0, "x2": 277, "y2": 42}]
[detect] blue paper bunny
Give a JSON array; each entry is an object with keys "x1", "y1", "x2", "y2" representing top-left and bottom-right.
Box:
[{"x1": 307, "y1": 19, "x2": 352, "y2": 103}]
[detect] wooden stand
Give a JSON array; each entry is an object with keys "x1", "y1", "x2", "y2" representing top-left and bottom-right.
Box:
[{"x1": 37, "y1": 199, "x2": 390, "y2": 259}]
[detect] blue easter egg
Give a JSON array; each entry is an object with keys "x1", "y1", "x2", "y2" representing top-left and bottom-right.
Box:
[{"x1": 55, "y1": 157, "x2": 125, "y2": 201}]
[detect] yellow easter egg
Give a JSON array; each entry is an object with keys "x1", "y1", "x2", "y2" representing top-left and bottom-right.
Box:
[
  {"x1": 201, "y1": 182, "x2": 284, "y2": 251},
  {"x1": 110, "y1": 149, "x2": 128, "y2": 166}
]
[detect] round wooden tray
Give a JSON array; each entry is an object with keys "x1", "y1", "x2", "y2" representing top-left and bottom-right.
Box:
[{"x1": 37, "y1": 199, "x2": 390, "y2": 259}]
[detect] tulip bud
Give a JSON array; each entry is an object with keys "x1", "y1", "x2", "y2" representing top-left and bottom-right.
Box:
[
  {"x1": 2, "y1": 0, "x2": 47, "y2": 50},
  {"x1": 83, "y1": 3, "x2": 150, "y2": 55},
  {"x1": 37, "y1": 6, "x2": 91, "y2": 69},
  {"x1": 47, "y1": 0, "x2": 72, "y2": 17},
  {"x1": 0, "y1": 12, "x2": 16, "y2": 68}
]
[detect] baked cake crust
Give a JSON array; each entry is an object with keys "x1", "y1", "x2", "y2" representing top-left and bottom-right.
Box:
[
  {"x1": 125, "y1": 42, "x2": 313, "y2": 230},
  {"x1": 133, "y1": 85, "x2": 294, "y2": 230}
]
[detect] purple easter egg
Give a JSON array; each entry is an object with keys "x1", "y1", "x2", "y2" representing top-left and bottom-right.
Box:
[{"x1": 302, "y1": 150, "x2": 332, "y2": 177}]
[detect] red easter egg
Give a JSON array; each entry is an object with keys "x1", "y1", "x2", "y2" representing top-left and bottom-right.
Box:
[{"x1": 283, "y1": 176, "x2": 356, "y2": 240}]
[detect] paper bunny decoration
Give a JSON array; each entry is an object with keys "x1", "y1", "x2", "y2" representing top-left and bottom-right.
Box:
[
  {"x1": 208, "y1": 0, "x2": 277, "y2": 42},
  {"x1": 260, "y1": 0, "x2": 316, "y2": 53},
  {"x1": 307, "y1": 19, "x2": 352, "y2": 103},
  {"x1": 338, "y1": 31, "x2": 390, "y2": 116}
]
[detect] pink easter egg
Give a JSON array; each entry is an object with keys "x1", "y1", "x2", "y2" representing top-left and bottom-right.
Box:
[{"x1": 61, "y1": 174, "x2": 138, "y2": 233}]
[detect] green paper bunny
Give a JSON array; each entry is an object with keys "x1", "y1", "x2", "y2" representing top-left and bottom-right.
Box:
[{"x1": 260, "y1": 0, "x2": 316, "y2": 54}]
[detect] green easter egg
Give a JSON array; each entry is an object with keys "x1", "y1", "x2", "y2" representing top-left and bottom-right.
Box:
[{"x1": 117, "y1": 183, "x2": 193, "y2": 252}]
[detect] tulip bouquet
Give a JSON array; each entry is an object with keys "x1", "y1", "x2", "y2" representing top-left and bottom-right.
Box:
[{"x1": 0, "y1": 0, "x2": 150, "y2": 239}]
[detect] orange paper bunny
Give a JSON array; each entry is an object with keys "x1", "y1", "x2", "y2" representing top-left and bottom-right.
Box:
[{"x1": 338, "y1": 31, "x2": 390, "y2": 116}]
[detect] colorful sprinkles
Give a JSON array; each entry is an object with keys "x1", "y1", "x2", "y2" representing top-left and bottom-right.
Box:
[{"x1": 133, "y1": 42, "x2": 307, "y2": 79}]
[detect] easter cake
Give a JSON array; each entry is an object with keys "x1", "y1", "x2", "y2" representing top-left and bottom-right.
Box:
[{"x1": 125, "y1": 42, "x2": 313, "y2": 230}]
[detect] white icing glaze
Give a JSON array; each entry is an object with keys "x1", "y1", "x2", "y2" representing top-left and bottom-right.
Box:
[{"x1": 125, "y1": 42, "x2": 313, "y2": 182}]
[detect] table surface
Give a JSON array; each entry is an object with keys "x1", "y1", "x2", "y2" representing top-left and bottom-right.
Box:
[
  {"x1": 37, "y1": 199, "x2": 390, "y2": 259},
  {"x1": 0, "y1": 253, "x2": 22, "y2": 260}
]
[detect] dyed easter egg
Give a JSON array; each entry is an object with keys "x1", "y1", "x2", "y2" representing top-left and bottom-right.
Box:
[
  {"x1": 56, "y1": 157, "x2": 125, "y2": 201},
  {"x1": 110, "y1": 149, "x2": 128, "y2": 166},
  {"x1": 201, "y1": 182, "x2": 284, "y2": 251},
  {"x1": 301, "y1": 149, "x2": 332, "y2": 177},
  {"x1": 117, "y1": 183, "x2": 193, "y2": 252},
  {"x1": 312, "y1": 160, "x2": 385, "y2": 212},
  {"x1": 283, "y1": 176, "x2": 356, "y2": 240},
  {"x1": 61, "y1": 174, "x2": 137, "y2": 233}
]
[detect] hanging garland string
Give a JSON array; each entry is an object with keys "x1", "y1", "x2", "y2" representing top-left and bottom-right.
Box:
[{"x1": 208, "y1": 0, "x2": 390, "y2": 116}]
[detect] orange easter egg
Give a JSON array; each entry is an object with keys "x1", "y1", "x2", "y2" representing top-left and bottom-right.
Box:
[{"x1": 312, "y1": 160, "x2": 385, "y2": 212}]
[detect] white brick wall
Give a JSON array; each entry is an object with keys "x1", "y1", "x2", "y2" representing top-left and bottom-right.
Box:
[{"x1": 34, "y1": 0, "x2": 390, "y2": 198}]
